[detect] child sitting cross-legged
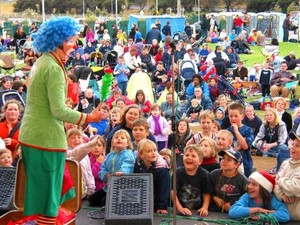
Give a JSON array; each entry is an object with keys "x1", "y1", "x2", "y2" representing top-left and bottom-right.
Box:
[
  {"x1": 171, "y1": 145, "x2": 212, "y2": 216},
  {"x1": 134, "y1": 139, "x2": 170, "y2": 214},
  {"x1": 210, "y1": 149, "x2": 248, "y2": 212}
]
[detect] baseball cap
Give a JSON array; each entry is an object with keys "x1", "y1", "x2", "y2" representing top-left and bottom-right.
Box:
[
  {"x1": 218, "y1": 149, "x2": 243, "y2": 164},
  {"x1": 289, "y1": 131, "x2": 300, "y2": 141}
]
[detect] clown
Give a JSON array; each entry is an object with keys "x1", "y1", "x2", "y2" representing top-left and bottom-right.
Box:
[{"x1": 19, "y1": 17, "x2": 102, "y2": 224}]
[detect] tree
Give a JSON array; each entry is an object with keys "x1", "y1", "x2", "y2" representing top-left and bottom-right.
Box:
[
  {"x1": 277, "y1": 0, "x2": 295, "y2": 13},
  {"x1": 287, "y1": 1, "x2": 299, "y2": 13},
  {"x1": 246, "y1": 0, "x2": 276, "y2": 13},
  {"x1": 136, "y1": 0, "x2": 148, "y2": 10},
  {"x1": 14, "y1": 0, "x2": 40, "y2": 12},
  {"x1": 223, "y1": 0, "x2": 244, "y2": 12}
]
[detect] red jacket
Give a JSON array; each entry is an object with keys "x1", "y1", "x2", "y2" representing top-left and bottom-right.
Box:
[
  {"x1": 105, "y1": 95, "x2": 133, "y2": 109},
  {"x1": 0, "y1": 120, "x2": 20, "y2": 157},
  {"x1": 139, "y1": 100, "x2": 151, "y2": 114},
  {"x1": 234, "y1": 17, "x2": 243, "y2": 27},
  {"x1": 67, "y1": 82, "x2": 79, "y2": 105}
]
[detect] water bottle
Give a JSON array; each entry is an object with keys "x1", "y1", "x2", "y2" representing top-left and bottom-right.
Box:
[{"x1": 261, "y1": 142, "x2": 268, "y2": 158}]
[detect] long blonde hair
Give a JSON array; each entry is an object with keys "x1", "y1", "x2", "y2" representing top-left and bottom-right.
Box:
[
  {"x1": 198, "y1": 137, "x2": 217, "y2": 159},
  {"x1": 264, "y1": 107, "x2": 280, "y2": 126}
]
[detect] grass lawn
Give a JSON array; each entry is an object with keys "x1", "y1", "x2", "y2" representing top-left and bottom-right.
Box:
[
  {"x1": 208, "y1": 42, "x2": 300, "y2": 70},
  {"x1": 207, "y1": 42, "x2": 300, "y2": 118}
]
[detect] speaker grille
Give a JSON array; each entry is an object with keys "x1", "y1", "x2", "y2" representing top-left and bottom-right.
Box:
[{"x1": 105, "y1": 174, "x2": 153, "y2": 225}]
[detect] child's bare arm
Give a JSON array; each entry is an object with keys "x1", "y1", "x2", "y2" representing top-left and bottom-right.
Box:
[
  {"x1": 171, "y1": 190, "x2": 192, "y2": 216},
  {"x1": 197, "y1": 193, "x2": 210, "y2": 216}
]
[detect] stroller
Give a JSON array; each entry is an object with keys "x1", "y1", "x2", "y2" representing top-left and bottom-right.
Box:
[
  {"x1": 90, "y1": 52, "x2": 103, "y2": 66},
  {"x1": 16, "y1": 39, "x2": 26, "y2": 60},
  {"x1": 90, "y1": 52, "x2": 104, "y2": 78},
  {"x1": 102, "y1": 50, "x2": 118, "y2": 70},
  {"x1": 215, "y1": 75, "x2": 246, "y2": 105},
  {"x1": 173, "y1": 32, "x2": 181, "y2": 43},
  {"x1": 0, "y1": 89, "x2": 25, "y2": 117},
  {"x1": 179, "y1": 60, "x2": 197, "y2": 88}
]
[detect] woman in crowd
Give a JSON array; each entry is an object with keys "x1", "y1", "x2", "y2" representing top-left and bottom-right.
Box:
[
  {"x1": 273, "y1": 97, "x2": 292, "y2": 133},
  {"x1": 11, "y1": 26, "x2": 27, "y2": 54},
  {"x1": 0, "y1": 76, "x2": 12, "y2": 91},
  {"x1": 133, "y1": 89, "x2": 151, "y2": 118},
  {"x1": 105, "y1": 104, "x2": 157, "y2": 153},
  {"x1": 0, "y1": 99, "x2": 22, "y2": 158},
  {"x1": 253, "y1": 107, "x2": 289, "y2": 171},
  {"x1": 167, "y1": 118, "x2": 193, "y2": 167}
]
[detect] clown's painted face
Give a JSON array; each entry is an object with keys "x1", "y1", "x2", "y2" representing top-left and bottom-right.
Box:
[{"x1": 59, "y1": 36, "x2": 77, "y2": 64}]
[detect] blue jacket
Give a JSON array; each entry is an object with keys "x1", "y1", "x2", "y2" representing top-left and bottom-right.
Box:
[
  {"x1": 100, "y1": 149, "x2": 135, "y2": 186},
  {"x1": 186, "y1": 82, "x2": 209, "y2": 97},
  {"x1": 114, "y1": 63, "x2": 129, "y2": 83},
  {"x1": 188, "y1": 95, "x2": 213, "y2": 111},
  {"x1": 229, "y1": 193, "x2": 290, "y2": 223},
  {"x1": 145, "y1": 28, "x2": 162, "y2": 44},
  {"x1": 89, "y1": 119, "x2": 109, "y2": 135},
  {"x1": 227, "y1": 125, "x2": 254, "y2": 178}
]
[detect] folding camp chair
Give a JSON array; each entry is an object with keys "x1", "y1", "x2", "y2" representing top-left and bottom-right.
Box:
[{"x1": 0, "y1": 54, "x2": 16, "y2": 75}]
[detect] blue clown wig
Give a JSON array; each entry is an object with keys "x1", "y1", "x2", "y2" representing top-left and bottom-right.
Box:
[{"x1": 32, "y1": 17, "x2": 80, "y2": 53}]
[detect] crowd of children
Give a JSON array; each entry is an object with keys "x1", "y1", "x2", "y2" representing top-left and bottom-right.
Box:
[{"x1": 1, "y1": 16, "x2": 300, "y2": 224}]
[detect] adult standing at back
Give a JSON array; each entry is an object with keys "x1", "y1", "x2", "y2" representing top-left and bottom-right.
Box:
[
  {"x1": 233, "y1": 15, "x2": 243, "y2": 36},
  {"x1": 111, "y1": 24, "x2": 119, "y2": 47},
  {"x1": 242, "y1": 12, "x2": 251, "y2": 34},
  {"x1": 200, "y1": 14, "x2": 209, "y2": 41},
  {"x1": 145, "y1": 24, "x2": 162, "y2": 45},
  {"x1": 282, "y1": 13, "x2": 291, "y2": 42},
  {"x1": 162, "y1": 21, "x2": 171, "y2": 37},
  {"x1": 19, "y1": 17, "x2": 102, "y2": 224},
  {"x1": 128, "y1": 23, "x2": 137, "y2": 41},
  {"x1": 155, "y1": 19, "x2": 161, "y2": 31}
]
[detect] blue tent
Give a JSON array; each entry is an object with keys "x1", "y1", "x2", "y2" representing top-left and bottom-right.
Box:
[{"x1": 128, "y1": 15, "x2": 186, "y2": 40}]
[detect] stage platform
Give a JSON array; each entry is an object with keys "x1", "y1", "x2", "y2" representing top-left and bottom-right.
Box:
[{"x1": 76, "y1": 200, "x2": 298, "y2": 225}]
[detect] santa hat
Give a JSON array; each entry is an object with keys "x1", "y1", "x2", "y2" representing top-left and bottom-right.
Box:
[{"x1": 249, "y1": 171, "x2": 276, "y2": 193}]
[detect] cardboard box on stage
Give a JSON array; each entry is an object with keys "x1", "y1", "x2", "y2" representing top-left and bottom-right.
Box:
[{"x1": 0, "y1": 159, "x2": 82, "y2": 225}]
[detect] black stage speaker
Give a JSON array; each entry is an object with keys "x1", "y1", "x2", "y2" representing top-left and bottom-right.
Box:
[{"x1": 105, "y1": 174, "x2": 153, "y2": 225}]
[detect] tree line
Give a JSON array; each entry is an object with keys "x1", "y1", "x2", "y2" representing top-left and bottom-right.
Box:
[{"x1": 13, "y1": 0, "x2": 298, "y2": 15}]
